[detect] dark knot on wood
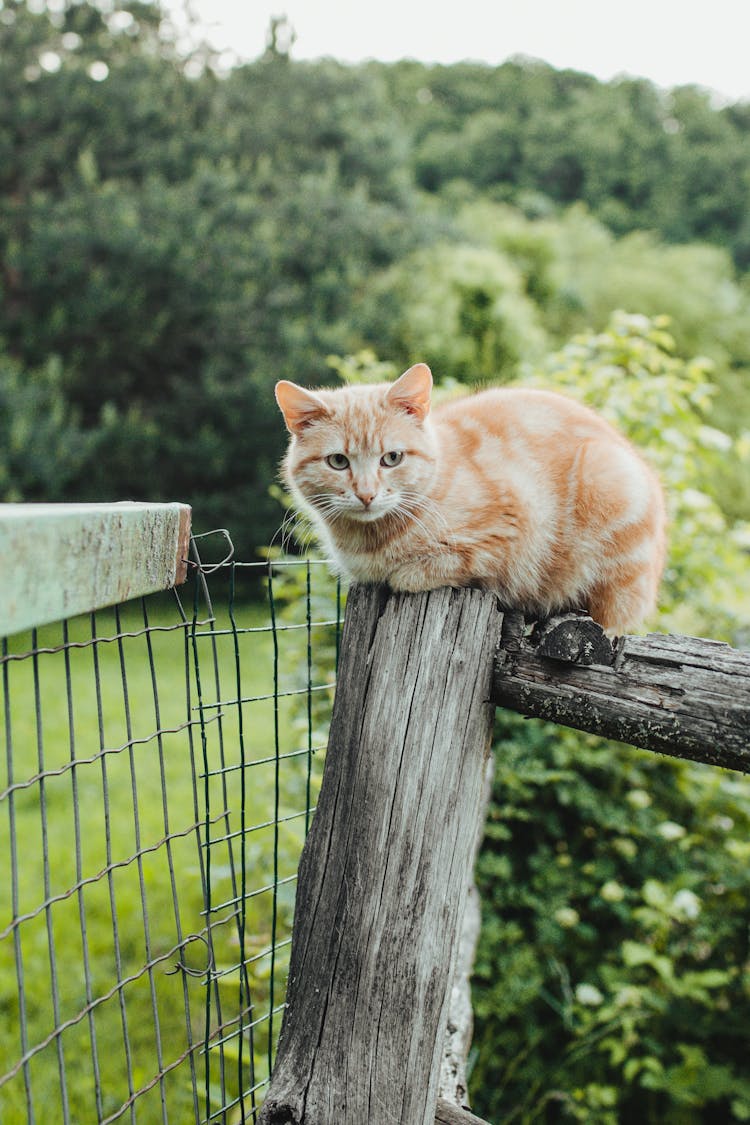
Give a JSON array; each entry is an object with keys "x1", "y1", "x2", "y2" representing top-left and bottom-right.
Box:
[
  {"x1": 531, "y1": 613, "x2": 614, "y2": 667},
  {"x1": 257, "y1": 1104, "x2": 300, "y2": 1125}
]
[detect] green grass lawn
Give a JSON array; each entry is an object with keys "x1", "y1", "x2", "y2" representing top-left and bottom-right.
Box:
[{"x1": 0, "y1": 568, "x2": 338, "y2": 1124}]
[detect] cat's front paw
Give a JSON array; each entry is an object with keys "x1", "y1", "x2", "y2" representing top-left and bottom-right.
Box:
[
  {"x1": 387, "y1": 561, "x2": 461, "y2": 594},
  {"x1": 387, "y1": 572, "x2": 431, "y2": 594}
]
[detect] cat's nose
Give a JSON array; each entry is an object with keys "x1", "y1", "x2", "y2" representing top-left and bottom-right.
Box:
[{"x1": 355, "y1": 489, "x2": 376, "y2": 508}]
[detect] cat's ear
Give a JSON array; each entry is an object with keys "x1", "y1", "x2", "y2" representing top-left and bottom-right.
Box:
[
  {"x1": 386, "y1": 363, "x2": 433, "y2": 421},
  {"x1": 275, "y1": 381, "x2": 329, "y2": 435}
]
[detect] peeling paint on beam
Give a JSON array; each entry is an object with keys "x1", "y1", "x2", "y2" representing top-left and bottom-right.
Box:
[{"x1": 0, "y1": 502, "x2": 192, "y2": 636}]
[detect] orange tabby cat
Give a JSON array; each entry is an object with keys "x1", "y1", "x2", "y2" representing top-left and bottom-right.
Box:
[{"x1": 275, "y1": 364, "x2": 666, "y2": 633}]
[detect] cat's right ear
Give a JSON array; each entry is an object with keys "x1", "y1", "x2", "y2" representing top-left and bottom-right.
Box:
[
  {"x1": 386, "y1": 363, "x2": 433, "y2": 422},
  {"x1": 275, "y1": 381, "x2": 329, "y2": 435}
]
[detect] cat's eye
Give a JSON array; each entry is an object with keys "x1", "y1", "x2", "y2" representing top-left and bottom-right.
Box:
[
  {"x1": 380, "y1": 451, "x2": 404, "y2": 468},
  {"x1": 326, "y1": 453, "x2": 350, "y2": 470}
]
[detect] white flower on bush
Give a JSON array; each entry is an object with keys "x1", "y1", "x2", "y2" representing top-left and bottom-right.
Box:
[
  {"x1": 697, "y1": 424, "x2": 733, "y2": 452},
  {"x1": 681, "y1": 487, "x2": 715, "y2": 510},
  {"x1": 554, "y1": 907, "x2": 580, "y2": 928},
  {"x1": 615, "y1": 986, "x2": 643, "y2": 1009},
  {"x1": 575, "y1": 983, "x2": 604, "y2": 1007},
  {"x1": 600, "y1": 880, "x2": 626, "y2": 903},
  {"x1": 657, "y1": 821, "x2": 687, "y2": 841},
  {"x1": 671, "y1": 889, "x2": 701, "y2": 920}
]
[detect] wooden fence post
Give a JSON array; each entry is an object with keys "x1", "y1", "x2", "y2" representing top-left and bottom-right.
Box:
[{"x1": 257, "y1": 584, "x2": 499, "y2": 1125}]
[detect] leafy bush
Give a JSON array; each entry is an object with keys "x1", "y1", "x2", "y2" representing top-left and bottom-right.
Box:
[
  {"x1": 472, "y1": 717, "x2": 750, "y2": 1124},
  {"x1": 364, "y1": 241, "x2": 548, "y2": 385}
]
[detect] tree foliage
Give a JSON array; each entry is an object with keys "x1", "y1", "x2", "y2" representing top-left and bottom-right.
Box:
[
  {"x1": 0, "y1": 1, "x2": 426, "y2": 554},
  {"x1": 380, "y1": 59, "x2": 750, "y2": 268},
  {"x1": 2, "y1": 1, "x2": 750, "y2": 552},
  {"x1": 4, "y1": 0, "x2": 750, "y2": 546}
]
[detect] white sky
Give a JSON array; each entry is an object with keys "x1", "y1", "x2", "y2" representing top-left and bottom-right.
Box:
[{"x1": 179, "y1": 0, "x2": 750, "y2": 102}]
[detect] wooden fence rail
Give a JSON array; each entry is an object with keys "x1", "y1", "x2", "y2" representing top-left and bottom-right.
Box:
[
  {"x1": 493, "y1": 611, "x2": 750, "y2": 773},
  {"x1": 0, "y1": 501, "x2": 191, "y2": 635},
  {"x1": 257, "y1": 585, "x2": 750, "y2": 1125}
]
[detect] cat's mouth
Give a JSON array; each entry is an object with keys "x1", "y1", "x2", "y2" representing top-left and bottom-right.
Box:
[{"x1": 343, "y1": 507, "x2": 388, "y2": 523}]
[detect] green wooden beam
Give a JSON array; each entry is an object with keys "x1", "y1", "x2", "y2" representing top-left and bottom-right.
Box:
[{"x1": 0, "y1": 502, "x2": 192, "y2": 637}]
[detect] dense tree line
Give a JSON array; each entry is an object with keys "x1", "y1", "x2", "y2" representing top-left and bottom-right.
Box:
[
  {"x1": 2, "y1": 0, "x2": 750, "y2": 553},
  {"x1": 380, "y1": 58, "x2": 750, "y2": 267}
]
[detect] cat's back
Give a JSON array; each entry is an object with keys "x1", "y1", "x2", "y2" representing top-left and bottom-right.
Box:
[
  {"x1": 432, "y1": 384, "x2": 621, "y2": 445},
  {"x1": 431, "y1": 385, "x2": 641, "y2": 486},
  {"x1": 431, "y1": 383, "x2": 662, "y2": 540},
  {"x1": 427, "y1": 382, "x2": 664, "y2": 631}
]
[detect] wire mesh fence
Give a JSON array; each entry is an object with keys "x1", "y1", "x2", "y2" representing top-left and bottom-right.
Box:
[{"x1": 0, "y1": 541, "x2": 343, "y2": 1124}]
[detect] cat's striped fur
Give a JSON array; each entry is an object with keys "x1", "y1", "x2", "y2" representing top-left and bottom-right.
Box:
[{"x1": 275, "y1": 363, "x2": 666, "y2": 633}]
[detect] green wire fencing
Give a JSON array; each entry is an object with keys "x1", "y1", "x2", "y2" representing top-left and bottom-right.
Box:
[{"x1": 0, "y1": 511, "x2": 343, "y2": 1125}]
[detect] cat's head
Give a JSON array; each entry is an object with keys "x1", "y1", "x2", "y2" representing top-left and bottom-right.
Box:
[{"x1": 275, "y1": 363, "x2": 438, "y2": 524}]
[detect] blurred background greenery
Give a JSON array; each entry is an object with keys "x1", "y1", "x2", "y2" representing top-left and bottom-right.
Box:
[{"x1": 2, "y1": 2, "x2": 750, "y2": 1122}]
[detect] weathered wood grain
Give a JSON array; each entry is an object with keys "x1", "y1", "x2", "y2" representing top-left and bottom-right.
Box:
[
  {"x1": 257, "y1": 584, "x2": 500, "y2": 1125},
  {"x1": 494, "y1": 618, "x2": 750, "y2": 773},
  {"x1": 435, "y1": 1099, "x2": 492, "y2": 1125},
  {"x1": 439, "y1": 758, "x2": 493, "y2": 1108}
]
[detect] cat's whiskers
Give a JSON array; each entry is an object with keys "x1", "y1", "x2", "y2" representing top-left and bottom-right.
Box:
[
  {"x1": 271, "y1": 506, "x2": 314, "y2": 555},
  {"x1": 272, "y1": 489, "x2": 349, "y2": 554},
  {"x1": 390, "y1": 504, "x2": 439, "y2": 546},
  {"x1": 396, "y1": 491, "x2": 454, "y2": 544},
  {"x1": 269, "y1": 506, "x2": 297, "y2": 554},
  {"x1": 305, "y1": 492, "x2": 347, "y2": 520},
  {"x1": 292, "y1": 520, "x2": 319, "y2": 553}
]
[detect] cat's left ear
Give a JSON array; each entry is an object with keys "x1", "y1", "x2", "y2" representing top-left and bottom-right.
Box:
[
  {"x1": 386, "y1": 363, "x2": 432, "y2": 422},
  {"x1": 275, "y1": 381, "x2": 329, "y2": 435}
]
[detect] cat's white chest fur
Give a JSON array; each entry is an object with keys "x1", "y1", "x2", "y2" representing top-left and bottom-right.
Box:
[{"x1": 310, "y1": 514, "x2": 407, "y2": 584}]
